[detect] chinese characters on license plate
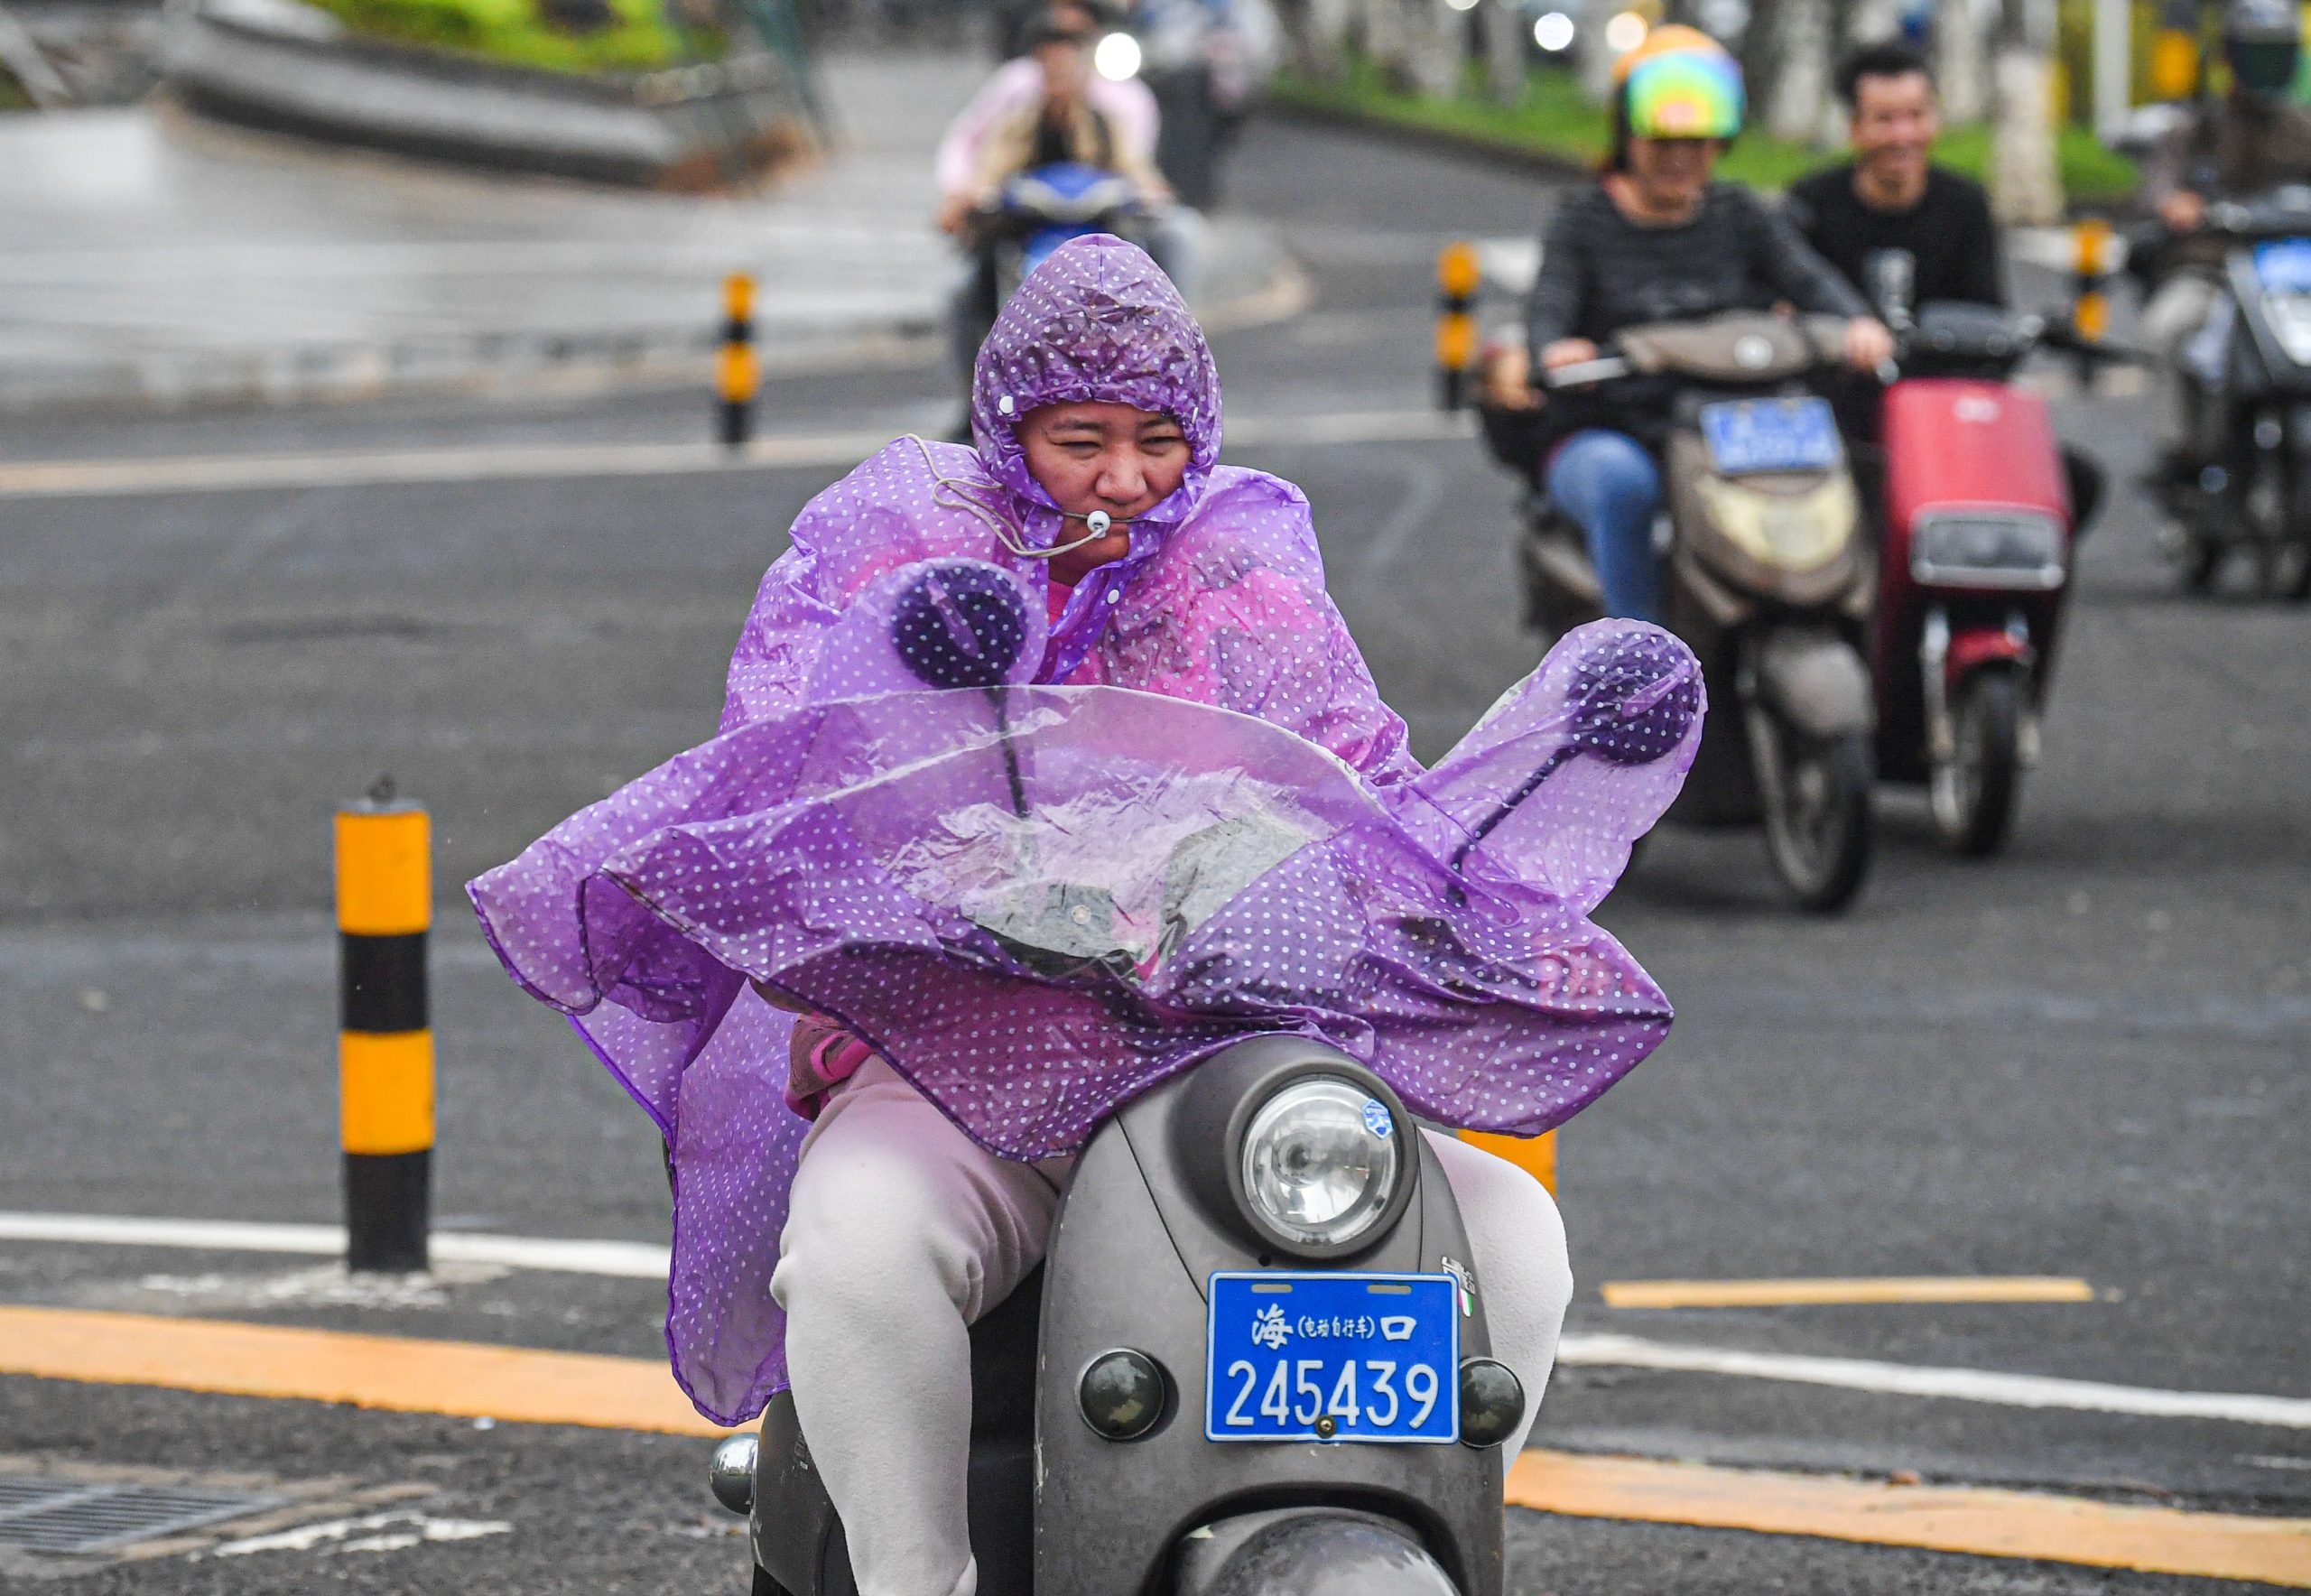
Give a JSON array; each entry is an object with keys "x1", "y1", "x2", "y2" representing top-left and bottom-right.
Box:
[
  {"x1": 1204, "y1": 1273, "x2": 1459, "y2": 1443},
  {"x1": 1700, "y1": 396, "x2": 1842, "y2": 476}
]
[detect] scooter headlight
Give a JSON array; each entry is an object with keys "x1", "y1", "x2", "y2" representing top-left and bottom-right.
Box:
[
  {"x1": 1239, "y1": 1077, "x2": 1402, "y2": 1251},
  {"x1": 1094, "y1": 31, "x2": 1142, "y2": 81},
  {"x1": 1910, "y1": 510, "x2": 2065, "y2": 590}
]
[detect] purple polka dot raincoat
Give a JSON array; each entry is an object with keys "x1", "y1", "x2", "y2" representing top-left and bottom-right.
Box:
[{"x1": 469, "y1": 237, "x2": 1703, "y2": 1426}]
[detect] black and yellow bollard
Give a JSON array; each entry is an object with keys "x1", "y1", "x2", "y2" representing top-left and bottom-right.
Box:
[
  {"x1": 1436, "y1": 240, "x2": 1481, "y2": 412},
  {"x1": 336, "y1": 779, "x2": 432, "y2": 1274},
  {"x1": 717, "y1": 272, "x2": 759, "y2": 450},
  {"x1": 2072, "y1": 218, "x2": 2114, "y2": 385},
  {"x1": 1460, "y1": 1127, "x2": 1557, "y2": 1197}
]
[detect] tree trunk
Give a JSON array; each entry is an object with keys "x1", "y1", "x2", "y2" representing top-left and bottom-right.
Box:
[
  {"x1": 1358, "y1": 0, "x2": 1409, "y2": 78},
  {"x1": 1935, "y1": 0, "x2": 1991, "y2": 124},
  {"x1": 1480, "y1": 0, "x2": 1525, "y2": 103},
  {"x1": 1991, "y1": 0, "x2": 2062, "y2": 224},
  {"x1": 1278, "y1": 0, "x2": 1356, "y2": 78},
  {"x1": 1401, "y1": 0, "x2": 1468, "y2": 98},
  {"x1": 1574, "y1": 0, "x2": 1617, "y2": 103},
  {"x1": 1760, "y1": 0, "x2": 1835, "y2": 144}
]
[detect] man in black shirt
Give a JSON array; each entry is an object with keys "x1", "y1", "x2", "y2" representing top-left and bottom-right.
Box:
[
  {"x1": 1785, "y1": 42, "x2": 2102, "y2": 532},
  {"x1": 1786, "y1": 40, "x2": 2004, "y2": 311}
]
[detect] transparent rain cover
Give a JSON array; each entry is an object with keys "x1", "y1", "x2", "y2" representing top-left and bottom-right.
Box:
[{"x1": 471, "y1": 563, "x2": 1703, "y2": 1425}]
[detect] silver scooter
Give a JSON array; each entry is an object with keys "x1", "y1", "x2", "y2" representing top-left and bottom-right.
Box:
[{"x1": 713, "y1": 1035, "x2": 1522, "y2": 1595}]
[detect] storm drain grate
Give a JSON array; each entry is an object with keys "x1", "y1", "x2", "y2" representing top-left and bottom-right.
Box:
[{"x1": 0, "y1": 1480, "x2": 284, "y2": 1554}]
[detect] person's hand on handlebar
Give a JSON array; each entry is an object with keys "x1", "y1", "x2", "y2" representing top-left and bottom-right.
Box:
[
  {"x1": 1843, "y1": 318, "x2": 1896, "y2": 372},
  {"x1": 2158, "y1": 190, "x2": 2207, "y2": 233},
  {"x1": 936, "y1": 190, "x2": 987, "y2": 236},
  {"x1": 1540, "y1": 338, "x2": 1600, "y2": 371}
]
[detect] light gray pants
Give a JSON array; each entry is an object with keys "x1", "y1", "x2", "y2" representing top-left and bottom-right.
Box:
[
  {"x1": 773, "y1": 1059, "x2": 1573, "y2": 1596},
  {"x1": 2144, "y1": 271, "x2": 2227, "y2": 456}
]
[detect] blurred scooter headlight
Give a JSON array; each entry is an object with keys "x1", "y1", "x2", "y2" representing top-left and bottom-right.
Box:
[
  {"x1": 1094, "y1": 31, "x2": 1143, "y2": 81},
  {"x1": 1239, "y1": 1077, "x2": 1402, "y2": 1250},
  {"x1": 1910, "y1": 510, "x2": 2065, "y2": 590}
]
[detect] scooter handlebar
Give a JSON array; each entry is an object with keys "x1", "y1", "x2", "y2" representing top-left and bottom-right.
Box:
[{"x1": 1535, "y1": 354, "x2": 1633, "y2": 389}]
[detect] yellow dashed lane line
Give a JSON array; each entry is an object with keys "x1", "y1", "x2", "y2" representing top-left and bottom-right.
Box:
[
  {"x1": 1508, "y1": 1451, "x2": 2311, "y2": 1587},
  {"x1": 0, "y1": 1304, "x2": 734, "y2": 1437},
  {"x1": 5, "y1": 1305, "x2": 2306, "y2": 1586},
  {"x1": 1600, "y1": 1276, "x2": 2098, "y2": 1310}
]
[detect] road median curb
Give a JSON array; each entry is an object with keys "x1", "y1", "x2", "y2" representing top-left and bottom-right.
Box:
[{"x1": 0, "y1": 216, "x2": 1305, "y2": 419}]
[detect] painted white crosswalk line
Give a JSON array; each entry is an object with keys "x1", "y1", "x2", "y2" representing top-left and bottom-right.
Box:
[{"x1": 0, "y1": 1211, "x2": 671, "y2": 1278}]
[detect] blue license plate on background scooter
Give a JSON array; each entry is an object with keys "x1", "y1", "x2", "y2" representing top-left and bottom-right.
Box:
[
  {"x1": 2254, "y1": 238, "x2": 2311, "y2": 293},
  {"x1": 1700, "y1": 396, "x2": 1842, "y2": 475},
  {"x1": 1204, "y1": 1273, "x2": 1459, "y2": 1443}
]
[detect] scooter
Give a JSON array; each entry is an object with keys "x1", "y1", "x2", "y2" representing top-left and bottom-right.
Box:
[
  {"x1": 1864, "y1": 258, "x2": 2083, "y2": 856},
  {"x1": 723, "y1": 1033, "x2": 1518, "y2": 1596},
  {"x1": 2141, "y1": 185, "x2": 2311, "y2": 599},
  {"x1": 686, "y1": 563, "x2": 1700, "y2": 1596},
  {"x1": 1514, "y1": 314, "x2": 1878, "y2": 913}
]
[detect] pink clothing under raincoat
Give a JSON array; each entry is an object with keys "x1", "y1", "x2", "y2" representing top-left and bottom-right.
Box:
[{"x1": 469, "y1": 237, "x2": 1701, "y2": 1425}]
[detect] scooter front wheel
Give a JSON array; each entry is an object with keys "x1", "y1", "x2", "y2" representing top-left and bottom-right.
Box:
[
  {"x1": 1931, "y1": 668, "x2": 2024, "y2": 858},
  {"x1": 1759, "y1": 723, "x2": 1873, "y2": 914},
  {"x1": 1174, "y1": 1508, "x2": 1460, "y2": 1595}
]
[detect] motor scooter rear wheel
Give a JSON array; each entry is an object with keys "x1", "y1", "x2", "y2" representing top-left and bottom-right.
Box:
[
  {"x1": 1931, "y1": 667, "x2": 2024, "y2": 858},
  {"x1": 1757, "y1": 720, "x2": 1873, "y2": 914}
]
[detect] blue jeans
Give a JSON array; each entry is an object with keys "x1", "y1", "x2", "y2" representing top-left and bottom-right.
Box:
[{"x1": 1546, "y1": 429, "x2": 1663, "y2": 624}]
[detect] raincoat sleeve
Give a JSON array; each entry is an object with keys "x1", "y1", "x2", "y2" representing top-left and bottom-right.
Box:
[
  {"x1": 719, "y1": 440, "x2": 954, "y2": 732},
  {"x1": 1114, "y1": 469, "x2": 1420, "y2": 788}
]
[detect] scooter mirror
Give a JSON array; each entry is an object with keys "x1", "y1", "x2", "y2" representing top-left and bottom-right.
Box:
[
  {"x1": 892, "y1": 562, "x2": 1032, "y2": 690},
  {"x1": 1446, "y1": 626, "x2": 1700, "y2": 882},
  {"x1": 1865, "y1": 248, "x2": 1917, "y2": 331},
  {"x1": 1567, "y1": 629, "x2": 1703, "y2": 766}
]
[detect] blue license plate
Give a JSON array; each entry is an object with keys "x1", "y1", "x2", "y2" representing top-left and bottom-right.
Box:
[
  {"x1": 2255, "y1": 238, "x2": 2311, "y2": 293},
  {"x1": 1701, "y1": 396, "x2": 1842, "y2": 475},
  {"x1": 1204, "y1": 1273, "x2": 1459, "y2": 1443}
]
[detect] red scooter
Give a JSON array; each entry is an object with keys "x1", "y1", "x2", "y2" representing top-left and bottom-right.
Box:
[{"x1": 1868, "y1": 281, "x2": 2098, "y2": 856}]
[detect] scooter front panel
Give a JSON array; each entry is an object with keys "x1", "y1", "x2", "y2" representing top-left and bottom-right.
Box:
[{"x1": 1035, "y1": 1077, "x2": 1505, "y2": 1596}]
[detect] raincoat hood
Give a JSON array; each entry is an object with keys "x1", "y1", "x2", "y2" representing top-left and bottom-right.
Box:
[{"x1": 970, "y1": 234, "x2": 1221, "y2": 520}]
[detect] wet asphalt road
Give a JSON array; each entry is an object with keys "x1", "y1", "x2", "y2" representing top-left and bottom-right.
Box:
[{"x1": 0, "y1": 110, "x2": 2306, "y2": 1592}]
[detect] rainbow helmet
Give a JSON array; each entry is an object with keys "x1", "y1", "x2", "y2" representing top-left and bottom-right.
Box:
[{"x1": 1616, "y1": 23, "x2": 1745, "y2": 141}]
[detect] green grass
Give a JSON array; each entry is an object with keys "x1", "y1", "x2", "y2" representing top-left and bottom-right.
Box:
[
  {"x1": 304, "y1": 0, "x2": 719, "y2": 74},
  {"x1": 1274, "y1": 59, "x2": 2140, "y2": 206}
]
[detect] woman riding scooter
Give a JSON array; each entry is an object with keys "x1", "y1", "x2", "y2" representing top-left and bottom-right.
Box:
[
  {"x1": 1513, "y1": 26, "x2": 1893, "y2": 622},
  {"x1": 473, "y1": 237, "x2": 1617, "y2": 1596}
]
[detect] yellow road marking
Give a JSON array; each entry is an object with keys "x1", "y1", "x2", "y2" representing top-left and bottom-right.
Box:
[
  {"x1": 0, "y1": 1306, "x2": 732, "y2": 1438},
  {"x1": 6, "y1": 1306, "x2": 2306, "y2": 1584},
  {"x1": 1508, "y1": 1450, "x2": 2311, "y2": 1587},
  {"x1": 1601, "y1": 1276, "x2": 2097, "y2": 1310}
]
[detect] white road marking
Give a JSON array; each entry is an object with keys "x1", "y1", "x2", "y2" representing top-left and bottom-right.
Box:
[
  {"x1": 12, "y1": 1211, "x2": 2306, "y2": 1430},
  {"x1": 210, "y1": 1510, "x2": 511, "y2": 1557},
  {"x1": 0, "y1": 1211, "x2": 671, "y2": 1278},
  {"x1": 1558, "y1": 1332, "x2": 2311, "y2": 1430},
  {"x1": 0, "y1": 410, "x2": 1471, "y2": 500}
]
